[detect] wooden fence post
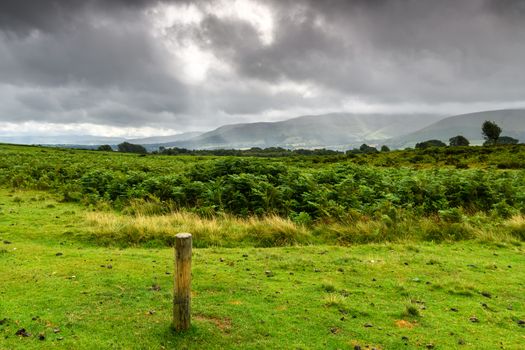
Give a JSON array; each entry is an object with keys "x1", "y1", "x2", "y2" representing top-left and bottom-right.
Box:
[{"x1": 173, "y1": 233, "x2": 192, "y2": 331}]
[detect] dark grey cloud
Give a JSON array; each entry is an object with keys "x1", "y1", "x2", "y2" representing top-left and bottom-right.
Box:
[
  {"x1": 0, "y1": 0, "x2": 525, "y2": 136},
  {"x1": 201, "y1": 0, "x2": 525, "y2": 103},
  {"x1": 0, "y1": 0, "x2": 156, "y2": 34}
]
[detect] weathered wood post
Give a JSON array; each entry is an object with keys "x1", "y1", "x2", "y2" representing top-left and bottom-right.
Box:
[{"x1": 173, "y1": 233, "x2": 192, "y2": 331}]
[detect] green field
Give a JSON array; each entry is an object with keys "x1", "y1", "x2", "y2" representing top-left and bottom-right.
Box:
[{"x1": 0, "y1": 144, "x2": 524, "y2": 349}]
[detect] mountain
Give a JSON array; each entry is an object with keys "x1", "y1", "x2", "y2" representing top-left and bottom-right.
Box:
[
  {"x1": 128, "y1": 131, "x2": 203, "y2": 144},
  {"x1": 163, "y1": 113, "x2": 442, "y2": 150},
  {"x1": 0, "y1": 131, "x2": 203, "y2": 149},
  {"x1": 0, "y1": 134, "x2": 125, "y2": 145},
  {"x1": 389, "y1": 109, "x2": 525, "y2": 148}
]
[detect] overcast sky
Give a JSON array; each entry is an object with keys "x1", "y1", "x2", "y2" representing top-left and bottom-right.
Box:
[{"x1": 1, "y1": 0, "x2": 525, "y2": 138}]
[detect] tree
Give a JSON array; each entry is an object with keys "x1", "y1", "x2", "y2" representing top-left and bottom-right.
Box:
[
  {"x1": 117, "y1": 142, "x2": 147, "y2": 154},
  {"x1": 449, "y1": 135, "x2": 470, "y2": 147},
  {"x1": 97, "y1": 144, "x2": 113, "y2": 152},
  {"x1": 495, "y1": 136, "x2": 519, "y2": 145},
  {"x1": 380, "y1": 145, "x2": 390, "y2": 152},
  {"x1": 482, "y1": 120, "x2": 502, "y2": 145},
  {"x1": 359, "y1": 144, "x2": 378, "y2": 153},
  {"x1": 415, "y1": 139, "x2": 446, "y2": 149}
]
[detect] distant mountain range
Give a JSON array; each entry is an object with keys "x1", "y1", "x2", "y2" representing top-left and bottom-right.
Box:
[
  {"x1": 162, "y1": 113, "x2": 442, "y2": 150},
  {"x1": 0, "y1": 131, "x2": 202, "y2": 148},
  {"x1": 127, "y1": 132, "x2": 203, "y2": 145},
  {"x1": 0, "y1": 134, "x2": 125, "y2": 145},
  {"x1": 1, "y1": 109, "x2": 523, "y2": 150},
  {"x1": 389, "y1": 109, "x2": 525, "y2": 148}
]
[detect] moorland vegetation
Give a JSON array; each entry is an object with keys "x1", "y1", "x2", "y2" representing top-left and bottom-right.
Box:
[{"x1": 1, "y1": 141, "x2": 524, "y2": 247}]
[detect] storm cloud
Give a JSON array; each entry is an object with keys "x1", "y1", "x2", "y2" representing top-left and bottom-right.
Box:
[{"x1": 0, "y1": 0, "x2": 524, "y2": 137}]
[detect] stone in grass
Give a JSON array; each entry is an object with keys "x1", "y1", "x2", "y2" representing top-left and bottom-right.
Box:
[
  {"x1": 15, "y1": 328, "x2": 31, "y2": 337},
  {"x1": 426, "y1": 343, "x2": 435, "y2": 349},
  {"x1": 363, "y1": 323, "x2": 373, "y2": 328},
  {"x1": 517, "y1": 319, "x2": 525, "y2": 326},
  {"x1": 265, "y1": 270, "x2": 274, "y2": 277},
  {"x1": 480, "y1": 291, "x2": 492, "y2": 298},
  {"x1": 469, "y1": 316, "x2": 479, "y2": 323}
]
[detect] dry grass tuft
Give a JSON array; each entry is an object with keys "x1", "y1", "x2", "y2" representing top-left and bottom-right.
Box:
[
  {"x1": 504, "y1": 215, "x2": 525, "y2": 240},
  {"x1": 323, "y1": 293, "x2": 347, "y2": 308}
]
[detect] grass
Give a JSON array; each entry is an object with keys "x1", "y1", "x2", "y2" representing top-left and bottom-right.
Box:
[
  {"x1": 85, "y1": 211, "x2": 311, "y2": 248},
  {"x1": 0, "y1": 189, "x2": 524, "y2": 349},
  {"x1": 83, "y1": 207, "x2": 524, "y2": 247}
]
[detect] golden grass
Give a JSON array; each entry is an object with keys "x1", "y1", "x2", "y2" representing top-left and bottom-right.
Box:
[
  {"x1": 503, "y1": 215, "x2": 525, "y2": 240},
  {"x1": 505, "y1": 215, "x2": 525, "y2": 228},
  {"x1": 323, "y1": 293, "x2": 347, "y2": 308},
  {"x1": 86, "y1": 211, "x2": 311, "y2": 247},
  {"x1": 84, "y1": 210, "x2": 524, "y2": 247}
]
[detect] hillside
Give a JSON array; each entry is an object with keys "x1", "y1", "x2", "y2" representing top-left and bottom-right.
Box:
[
  {"x1": 389, "y1": 109, "x2": 525, "y2": 148},
  {"x1": 0, "y1": 134, "x2": 125, "y2": 145},
  {"x1": 0, "y1": 132, "x2": 203, "y2": 150},
  {"x1": 128, "y1": 131, "x2": 205, "y2": 151},
  {"x1": 165, "y1": 113, "x2": 441, "y2": 150},
  {"x1": 128, "y1": 131, "x2": 203, "y2": 145}
]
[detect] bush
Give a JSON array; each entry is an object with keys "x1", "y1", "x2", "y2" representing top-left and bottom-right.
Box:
[
  {"x1": 117, "y1": 142, "x2": 147, "y2": 154},
  {"x1": 97, "y1": 145, "x2": 113, "y2": 152},
  {"x1": 449, "y1": 135, "x2": 470, "y2": 147},
  {"x1": 415, "y1": 140, "x2": 446, "y2": 149}
]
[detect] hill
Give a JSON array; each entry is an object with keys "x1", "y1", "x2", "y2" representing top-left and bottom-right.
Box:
[
  {"x1": 128, "y1": 131, "x2": 204, "y2": 151},
  {"x1": 0, "y1": 132, "x2": 203, "y2": 151},
  {"x1": 389, "y1": 109, "x2": 525, "y2": 148},
  {"x1": 0, "y1": 134, "x2": 125, "y2": 145},
  {"x1": 127, "y1": 131, "x2": 203, "y2": 145},
  {"x1": 165, "y1": 113, "x2": 441, "y2": 150}
]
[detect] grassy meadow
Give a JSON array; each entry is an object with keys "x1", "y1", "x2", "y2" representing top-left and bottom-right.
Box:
[{"x1": 0, "y1": 144, "x2": 524, "y2": 349}]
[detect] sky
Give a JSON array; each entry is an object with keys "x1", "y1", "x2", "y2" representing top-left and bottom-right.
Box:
[{"x1": 1, "y1": 0, "x2": 525, "y2": 139}]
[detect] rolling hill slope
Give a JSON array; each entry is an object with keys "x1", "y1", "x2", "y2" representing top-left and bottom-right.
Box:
[
  {"x1": 166, "y1": 113, "x2": 441, "y2": 150},
  {"x1": 128, "y1": 131, "x2": 203, "y2": 145}
]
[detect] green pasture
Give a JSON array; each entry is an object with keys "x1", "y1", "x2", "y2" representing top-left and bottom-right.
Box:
[{"x1": 0, "y1": 189, "x2": 523, "y2": 349}]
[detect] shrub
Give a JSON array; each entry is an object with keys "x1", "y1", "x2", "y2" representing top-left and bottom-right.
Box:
[
  {"x1": 449, "y1": 135, "x2": 470, "y2": 147},
  {"x1": 117, "y1": 142, "x2": 147, "y2": 154},
  {"x1": 415, "y1": 140, "x2": 446, "y2": 149}
]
